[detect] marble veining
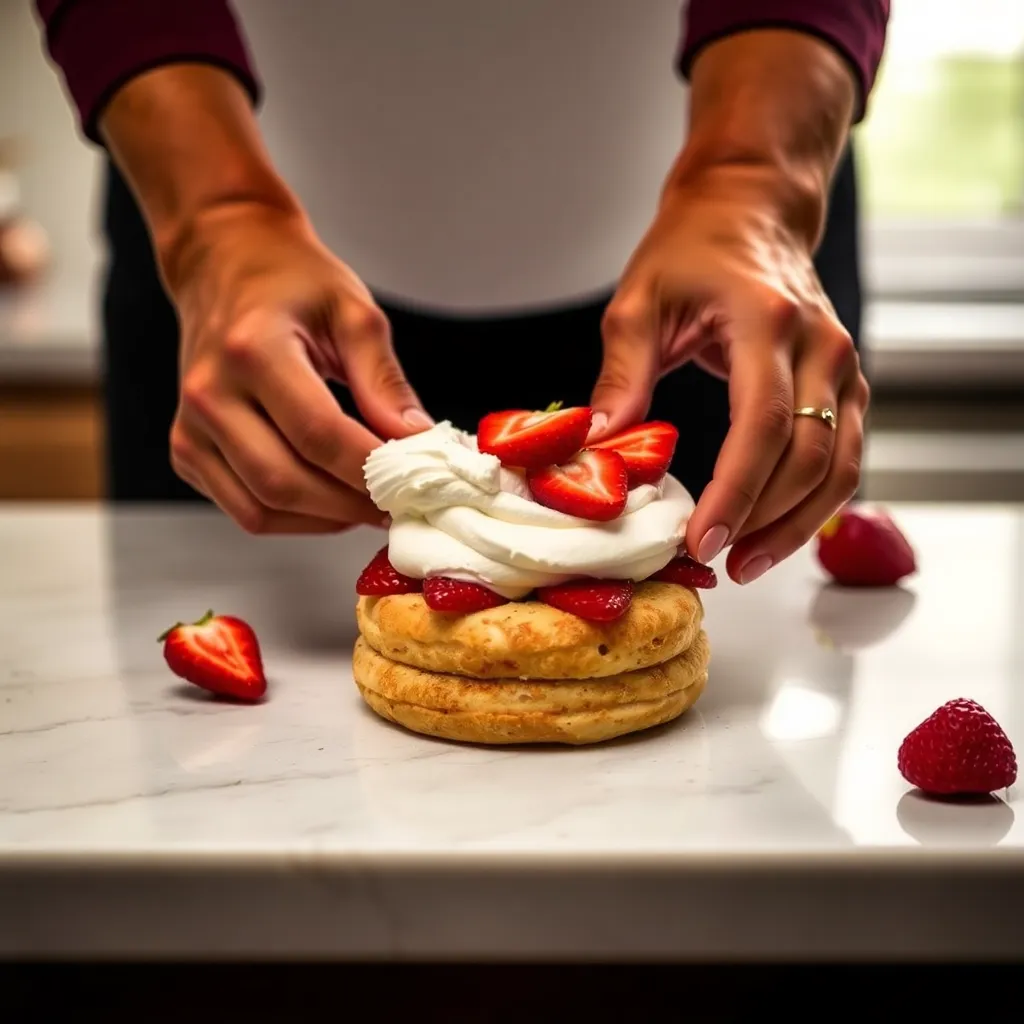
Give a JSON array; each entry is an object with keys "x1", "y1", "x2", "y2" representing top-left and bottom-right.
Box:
[{"x1": 1, "y1": 505, "x2": 1023, "y2": 958}]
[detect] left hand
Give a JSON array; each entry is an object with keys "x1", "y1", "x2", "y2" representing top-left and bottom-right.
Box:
[{"x1": 588, "y1": 164, "x2": 870, "y2": 584}]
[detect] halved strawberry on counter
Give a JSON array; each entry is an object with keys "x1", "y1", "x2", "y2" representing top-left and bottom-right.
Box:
[
  {"x1": 590, "y1": 421, "x2": 678, "y2": 487},
  {"x1": 537, "y1": 579, "x2": 634, "y2": 623},
  {"x1": 528, "y1": 448, "x2": 628, "y2": 522},
  {"x1": 652, "y1": 553, "x2": 717, "y2": 589},
  {"x1": 477, "y1": 403, "x2": 592, "y2": 469},
  {"x1": 423, "y1": 576, "x2": 509, "y2": 613},
  {"x1": 356, "y1": 546, "x2": 422, "y2": 596},
  {"x1": 159, "y1": 610, "x2": 267, "y2": 702}
]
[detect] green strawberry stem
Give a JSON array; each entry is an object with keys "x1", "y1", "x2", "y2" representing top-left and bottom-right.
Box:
[
  {"x1": 544, "y1": 400, "x2": 563, "y2": 412},
  {"x1": 157, "y1": 609, "x2": 215, "y2": 643}
]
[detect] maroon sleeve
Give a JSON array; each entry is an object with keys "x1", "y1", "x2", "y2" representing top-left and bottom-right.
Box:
[
  {"x1": 35, "y1": 0, "x2": 261, "y2": 143},
  {"x1": 679, "y1": 1, "x2": 890, "y2": 121}
]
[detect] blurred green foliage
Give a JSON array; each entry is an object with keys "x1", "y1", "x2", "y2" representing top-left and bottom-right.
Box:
[{"x1": 859, "y1": 55, "x2": 1024, "y2": 217}]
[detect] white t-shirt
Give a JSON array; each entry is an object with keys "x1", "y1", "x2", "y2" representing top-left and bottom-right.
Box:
[{"x1": 234, "y1": 0, "x2": 688, "y2": 314}]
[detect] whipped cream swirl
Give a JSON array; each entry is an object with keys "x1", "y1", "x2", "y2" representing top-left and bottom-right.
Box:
[{"x1": 363, "y1": 421, "x2": 693, "y2": 599}]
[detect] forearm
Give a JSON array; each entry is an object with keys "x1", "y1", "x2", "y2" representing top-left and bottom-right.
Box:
[
  {"x1": 669, "y1": 30, "x2": 857, "y2": 247},
  {"x1": 99, "y1": 65, "x2": 303, "y2": 290},
  {"x1": 679, "y1": 0, "x2": 890, "y2": 121},
  {"x1": 35, "y1": 0, "x2": 259, "y2": 141}
]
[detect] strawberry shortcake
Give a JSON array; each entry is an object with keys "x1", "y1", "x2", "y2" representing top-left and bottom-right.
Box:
[{"x1": 352, "y1": 405, "x2": 715, "y2": 745}]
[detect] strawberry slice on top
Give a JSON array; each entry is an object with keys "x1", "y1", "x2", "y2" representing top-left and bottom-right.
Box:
[
  {"x1": 537, "y1": 579, "x2": 633, "y2": 623},
  {"x1": 527, "y1": 448, "x2": 628, "y2": 522},
  {"x1": 590, "y1": 421, "x2": 678, "y2": 487},
  {"x1": 477, "y1": 402, "x2": 592, "y2": 469}
]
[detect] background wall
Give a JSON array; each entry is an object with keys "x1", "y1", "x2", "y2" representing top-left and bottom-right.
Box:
[
  {"x1": 1, "y1": 0, "x2": 1023, "y2": 504},
  {"x1": 4, "y1": 0, "x2": 689, "y2": 312}
]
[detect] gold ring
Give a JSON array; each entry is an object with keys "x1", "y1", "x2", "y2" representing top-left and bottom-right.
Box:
[{"x1": 794, "y1": 406, "x2": 837, "y2": 430}]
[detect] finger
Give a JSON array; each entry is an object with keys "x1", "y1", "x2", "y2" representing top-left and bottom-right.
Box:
[
  {"x1": 732, "y1": 324, "x2": 856, "y2": 541},
  {"x1": 193, "y1": 397, "x2": 383, "y2": 526},
  {"x1": 337, "y1": 304, "x2": 434, "y2": 439},
  {"x1": 176, "y1": 439, "x2": 356, "y2": 536},
  {"x1": 214, "y1": 318, "x2": 386, "y2": 493},
  {"x1": 172, "y1": 456, "x2": 213, "y2": 502},
  {"x1": 692, "y1": 341, "x2": 730, "y2": 381},
  {"x1": 684, "y1": 319, "x2": 796, "y2": 565},
  {"x1": 588, "y1": 289, "x2": 661, "y2": 440},
  {"x1": 725, "y1": 391, "x2": 865, "y2": 583}
]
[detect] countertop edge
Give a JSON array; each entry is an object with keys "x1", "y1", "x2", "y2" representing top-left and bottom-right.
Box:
[
  {"x1": 3, "y1": 845, "x2": 1024, "y2": 870},
  {"x1": 3, "y1": 859, "x2": 1023, "y2": 960}
]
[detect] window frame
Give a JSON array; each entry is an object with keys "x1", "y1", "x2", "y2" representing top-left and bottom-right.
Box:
[{"x1": 862, "y1": 219, "x2": 1024, "y2": 302}]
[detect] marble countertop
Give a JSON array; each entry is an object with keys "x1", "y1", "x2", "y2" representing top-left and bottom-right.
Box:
[{"x1": 1, "y1": 504, "x2": 1022, "y2": 960}]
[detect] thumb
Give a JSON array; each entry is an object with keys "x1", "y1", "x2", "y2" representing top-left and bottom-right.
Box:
[
  {"x1": 588, "y1": 296, "x2": 660, "y2": 441},
  {"x1": 339, "y1": 304, "x2": 434, "y2": 440}
]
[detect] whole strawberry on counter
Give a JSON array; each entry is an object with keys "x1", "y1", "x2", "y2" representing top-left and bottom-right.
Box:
[
  {"x1": 898, "y1": 698, "x2": 1017, "y2": 796},
  {"x1": 816, "y1": 503, "x2": 916, "y2": 587}
]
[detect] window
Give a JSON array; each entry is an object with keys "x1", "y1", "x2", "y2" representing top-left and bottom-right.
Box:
[{"x1": 859, "y1": 0, "x2": 1024, "y2": 300}]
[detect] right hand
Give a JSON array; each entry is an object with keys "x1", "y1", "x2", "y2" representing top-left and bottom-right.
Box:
[{"x1": 164, "y1": 204, "x2": 433, "y2": 534}]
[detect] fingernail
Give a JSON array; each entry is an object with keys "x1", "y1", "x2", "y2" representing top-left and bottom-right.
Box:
[
  {"x1": 589, "y1": 412, "x2": 608, "y2": 437},
  {"x1": 738, "y1": 554, "x2": 773, "y2": 585},
  {"x1": 402, "y1": 408, "x2": 434, "y2": 430},
  {"x1": 697, "y1": 523, "x2": 729, "y2": 564}
]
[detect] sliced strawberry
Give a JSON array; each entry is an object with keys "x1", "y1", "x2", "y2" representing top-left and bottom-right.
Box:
[
  {"x1": 356, "y1": 546, "x2": 422, "y2": 596},
  {"x1": 423, "y1": 576, "x2": 508, "y2": 613},
  {"x1": 159, "y1": 610, "x2": 267, "y2": 702},
  {"x1": 527, "y1": 448, "x2": 628, "y2": 522},
  {"x1": 652, "y1": 553, "x2": 718, "y2": 589},
  {"x1": 477, "y1": 403, "x2": 592, "y2": 469},
  {"x1": 590, "y1": 421, "x2": 678, "y2": 487},
  {"x1": 536, "y1": 579, "x2": 634, "y2": 623}
]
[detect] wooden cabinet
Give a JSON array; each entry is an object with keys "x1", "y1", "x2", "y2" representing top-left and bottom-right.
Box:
[{"x1": 0, "y1": 384, "x2": 101, "y2": 499}]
